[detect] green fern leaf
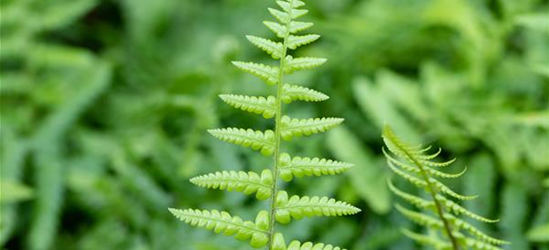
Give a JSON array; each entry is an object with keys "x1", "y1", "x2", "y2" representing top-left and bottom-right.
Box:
[
  {"x1": 232, "y1": 61, "x2": 279, "y2": 85},
  {"x1": 219, "y1": 94, "x2": 277, "y2": 118},
  {"x1": 287, "y1": 35, "x2": 320, "y2": 50},
  {"x1": 396, "y1": 204, "x2": 444, "y2": 229},
  {"x1": 281, "y1": 84, "x2": 329, "y2": 103},
  {"x1": 462, "y1": 237, "x2": 505, "y2": 250},
  {"x1": 175, "y1": 1, "x2": 358, "y2": 249},
  {"x1": 246, "y1": 35, "x2": 284, "y2": 59},
  {"x1": 436, "y1": 195, "x2": 499, "y2": 223},
  {"x1": 385, "y1": 159, "x2": 429, "y2": 187},
  {"x1": 383, "y1": 125, "x2": 508, "y2": 250},
  {"x1": 421, "y1": 158, "x2": 458, "y2": 168},
  {"x1": 276, "y1": 0, "x2": 292, "y2": 12},
  {"x1": 443, "y1": 214, "x2": 510, "y2": 245},
  {"x1": 268, "y1": 8, "x2": 291, "y2": 23},
  {"x1": 384, "y1": 149, "x2": 467, "y2": 178},
  {"x1": 168, "y1": 209, "x2": 270, "y2": 248},
  {"x1": 274, "y1": 191, "x2": 360, "y2": 224},
  {"x1": 280, "y1": 116, "x2": 343, "y2": 140},
  {"x1": 272, "y1": 233, "x2": 346, "y2": 250},
  {"x1": 429, "y1": 177, "x2": 478, "y2": 201},
  {"x1": 289, "y1": 21, "x2": 313, "y2": 33},
  {"x1": 278, "y1": 153, "x2": 353, "y2": 181},
  {"x1": 401, "y1": 229, "x2": 452, "y2": 250},
  {"x1": 384, "y1": 149, "x2": 477, "y2": 201},
  {"x1": 263, "y1": 21, "x2": 286, "y2": 38},
  {"x1": 208, "y1": 128, "x2": 275, "y2": 155},
  {"x1": 285, "y1": 56, "x2": 327, "y2": 73},
  {"x1": 190, "y1": 169, "x2": 274, "y2": 200},
  {"x1": 290, "y1": 8, "x2": 308, "y2": 19},
  {"x1": 388, "y1": 179, "x2": 435, "y2": 209}
]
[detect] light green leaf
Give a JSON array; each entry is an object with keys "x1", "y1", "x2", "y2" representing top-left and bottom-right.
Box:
[
  {"x1": 232, "y1": 61, "x2": 279, "y2": 85},
  {"x1": 278, "y1": 153, "x2": 353, "y2": 182},
  {"x1": 281, "y1": 84, "x2": 329, "y2": 103},
  {"x1": 190, "y1": 170, "x2": 274, "y2": 200},
  {"x1": 280, "y1": 116, "x2": 343, "y2": 140},
  {"x1": 209, "y1": 128, "x2": 276, "y2": 155},
  {"x1": 285, "y1": 56, "x2": 327, "y2": 73},
  {"x1": 287, "y1": 35, "x2": 320, "y2": 50},
  {"x1": 219, "y1": 94, "x2": 277, "y2": 118},
  {"x1": 246, "y1": 35, "x2": 283, "y2": 59}
]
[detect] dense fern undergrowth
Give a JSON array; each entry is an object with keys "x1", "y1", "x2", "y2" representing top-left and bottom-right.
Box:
[{"x1": 1, "y1": 0, "x2": 548, "y2": 249}]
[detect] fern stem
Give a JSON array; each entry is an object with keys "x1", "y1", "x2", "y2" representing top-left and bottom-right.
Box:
[
  {"x1": 394, "y1": 144, "x2": 460, "y2": 250},
  {"x1": 267, "y1": 15, "x2": 291, "y2": 250}
]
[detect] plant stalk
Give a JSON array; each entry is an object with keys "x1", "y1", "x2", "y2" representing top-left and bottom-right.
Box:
[{"x1": 267, "y1": 16, "x2": 292, "y2": 250}]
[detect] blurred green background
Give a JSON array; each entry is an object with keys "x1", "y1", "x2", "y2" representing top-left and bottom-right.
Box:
[{"x1": 1, "y1": 0, "x2": 548, "y2": 249}]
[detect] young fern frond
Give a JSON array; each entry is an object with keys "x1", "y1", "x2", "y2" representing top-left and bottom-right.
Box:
[
  {"x1": 170, "y1": 1, "x2": 358, "y2": 249},
  {"x1": 382, "y1": 125, "x2": 509, "y2": 250}
]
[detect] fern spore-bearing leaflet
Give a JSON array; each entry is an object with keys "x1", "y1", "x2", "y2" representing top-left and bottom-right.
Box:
[{"x1": 169, "y1": 1, "x2": 360, "y2": 249}]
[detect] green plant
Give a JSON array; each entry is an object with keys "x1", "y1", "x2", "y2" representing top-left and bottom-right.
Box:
[
  {"x1": 382, "y1": 125, "x2": 510, "y2": 250},
  {"x1": 169, "y1": 0, "x2": 360, "y2": 249}
]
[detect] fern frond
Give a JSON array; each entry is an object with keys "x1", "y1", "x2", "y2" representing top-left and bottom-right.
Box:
[
  {"x1": 280, "y1": 116, "x2": 343, "y2": 140},
  {"x1": 246, "y1": 36, "x2": 284, "y2": 59},
  {"x1": 276, "y1": 0, "x2": 293, "y2": 12},
  {"x1": 401, "y1": 229, "x2": 452, "y2": 250},
  {"x1": 269, "y1": 8, "x2": 291, "y2": 23},
  {"x1": 271, "y1": 233, "x2": 346, "y2": 250},
  {"x1": 274, "y1": 191, "x2": 360, "y2": 224},
  {"x1": 190, "y1": 169, "x2": 274, "y2": 200},
  {"x1": 443, "y1": 214, "x2": 510, "y2": 245},
  {"x1": 421, "y1": 158, "x2": 458, "y2": 168},
  {"x1": 383, "y1": 125, "x2": 508, "y2": 250},
  {"x1": 414, "y1": 147, "x2": 442, "y2": 160},
  {"x1": 219, "y1": 94, "x2": 277, "y2": 118},
  {"x1": 386, "y1": 159, "x2": 428, "y2": 187},
  {"x1": 285, "y1": 56, "x2": 327, "y2": 73},
  {"x1": 208, "y1": 128, "x2": 275, "y2": 155},
  {"x1": 289, "y1": 21, "x2": 313, "y2": 33},
  {"x1": 177, "y1": 1, "x2": 358, "y2": 249},
  {"x1": 462, "y1": 237, "x2": 505, "y2": 250},
  {"x1": 395, "y1": 204, "x2": 444, "y2": 229},
  {"x1": 281, "y1": 84, "x2": 329, "y2": 103},
  {"x1": 278, "y1": 153, "x2": 353, "y2": 181},
  {"x1": 290, "y1": 8, "x2": 308, "y2": 19},
  {"x1": 388, "y1": 179, "x2": 435, "y2": 209},
  {"x1": 429, "y1": 178, "x2": 478, "y2": 201},
  {"x1": 168, "y1": 209, "x2": 269, "y2": 248},
  {"x1": 263, "y1": 21, "x2": 286, "y2": 38},
  {"x1": 287, "y1": 35, "x2": 320, "y2": 50},
  {"x1": 436, "y1": 195, "x2": 499, "y2": 223},
  {"x1": 232, "y1": 61, "x2": 279, "y2": 85},
  {"x1": 384, "y1": 148, "x2": 467, "y2": 179}
]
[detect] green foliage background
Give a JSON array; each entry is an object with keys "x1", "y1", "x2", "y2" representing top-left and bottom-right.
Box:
[{"x1": 1, "y1": 0, "x2": 548, "y2": 249}]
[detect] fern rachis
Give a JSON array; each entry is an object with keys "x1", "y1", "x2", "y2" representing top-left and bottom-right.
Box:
[
  {"x1": 382, "y1": 125, "x2": 509, "y2": 250},
  {"x1": 169, "y1": 1, "x2": 359, "y2": 249}
]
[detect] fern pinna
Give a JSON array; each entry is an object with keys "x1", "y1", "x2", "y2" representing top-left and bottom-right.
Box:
[
  {"x1": 169, "y1": 1, "x2": 360, "y2": 249},
  {"x1": 382, "y1": 125, "x2": 509, "y2": 250}
]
